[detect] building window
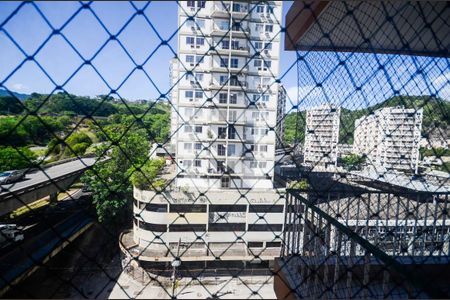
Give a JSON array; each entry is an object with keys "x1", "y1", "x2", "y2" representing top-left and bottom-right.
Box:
[
  {"x1": 230, "y1": 93, "x2": 237, "y2": 104},
  {"x1": 231, "y1": 40, "x2": 239, "y2": 50},
  {"x1": 229, "y1": 110, "x2": 237, "y2": 121},
  {"x1": 259, "y1": 161, "x2": 267, "y2": 168},
  {"x1": 197, "y1": 1, "x2": 206, "y2": 8},
  {"x1": 230, "y1": 58, "x2": 239, "y2": 68},
  {"x1": 222, "y1": 40, "x2": 230, "y2": 49},
  {"x1": 184, "y1": 143, "x2": 192, "y2": 152},
  {"x1": 265, "y1": 24, "x2": 273, "y2": 32},
  {"x1": 262, "y1": 94, "x2": 269, "y2": 102},
  {"x1": 250, "y1": 161, "x2": 258, "y2": 168},
  {"x1": 185, "y1": 90, "x2": 194, "y2": 98},
  {"x1": 169, "y1": 224, "x2": 206, "y2": 232},
  {"x1": 265, "y1": 42, "x2": 272, "y2": 50},
  {"x1": 220, "y1": 59, "x2": 228, "y2": 68},
  {"x1": 227, "y1": 144, "x2": 236, "y2": 155},
  {"x1": 255, "y1": 41, "x2": 263, "y2": 50},
  {"x1": 195, "y1": 91, "x2": 203, "y2": 99},
  {"x1": 218, "y1": 144, "x2": 226, "y2": 156},
  {"x1": 249, "y1": 242, "x2": 264, "y2": 248},
  {"x1": 208, "y1": 223, "x2": 245, "y2": 231},
  {"x1": 221, "y1": 177, "x2": 230, "y2": 188},
  {"x1": 184, "y1": 125, "x2": 192, "y2": 133},
  {"x1": 260, "y1": 145, "x2": 268, "y2": 152},
  {"x1": 256, "y1": 5, "x2": 264, "y2": 13},
  {"x1": 248, "y1": 224, "x2": 283, "y2": 231},
  {"x1": 219, "y1": 75, "x2": 228, "y2": 85},
  {"x1": 218, "y1": 127, "x2": 226, "y2": 139},
  {"x1": 196, "y1": 37, "x2": 205, "y2": 46},
  {"x1": 266, "y1": 242, "x2": 281, "y2": 248},
  {"x1": 255, "y1": 24, "x2": 263, "y2": 32},
  {"x1": 186, "y1": 36, "x2": 195, "y2": 45},
  {"x1": 187, "y1": 1, "x2": 195, "y2": 7},
  {"x1": 228, "y1": 126, "x2": 237, "y2": 139},
  {"x1": 195, "y1": 126, "x2": 202, "y2": 133},
  {"x1": 254, "y1": 60, "x2": 262, "y2": 68},
  {"x1": 248, "y1": 204, "x2": 283, "y2": 213},
  {"x1": 194, "y1": 159, "x2": 202, "y2": 167},
  {"x1": 186, "y1": 55, "x2": 195, "y2": 64},
  {"x1": 144, "y1": 203, "x2": 168, "y2": 212},
  {"x1": 140, "y1": 222, "x2": 167, "y2": 232},
  {"x1": 196, "y1": 55, "x2": 204, "y2": 64},
  {"x1": 194, "y1": 143, "x2": 202, "y2": 150},
  {"x1": 170, "y1": 204, "x2": 206, "y2": 212},
  {"x1": 219, "y1": 93, "x2": 227, "y2": 104},
  {"x1": 209, "y1": 205, "x2": 246, "y2": 212}
]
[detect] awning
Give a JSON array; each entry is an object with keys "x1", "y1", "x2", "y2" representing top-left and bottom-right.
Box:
[{"x1": 285, "y1": 1, "x2": 449, "y2": 57}]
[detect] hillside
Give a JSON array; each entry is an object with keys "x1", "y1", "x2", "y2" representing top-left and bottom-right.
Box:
[
  {"x1": 283, "y1": 95, "x2": 450, "y2": 145},
  {"x1": 0, "y1": 88, "x2": 30, "y2": 101}
]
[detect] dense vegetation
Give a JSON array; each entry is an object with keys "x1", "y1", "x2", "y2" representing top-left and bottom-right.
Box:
[
  {"x1": 283, "y1": 95, "x2": 450, "y2": 145},
  {"x1": 0, "y1": 92, "x2": 170, "y2": 172}
]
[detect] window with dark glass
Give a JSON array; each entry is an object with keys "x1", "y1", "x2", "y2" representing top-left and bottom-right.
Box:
[{"x1": 170, "y1": 204, "x2": 207, "y2": 212}]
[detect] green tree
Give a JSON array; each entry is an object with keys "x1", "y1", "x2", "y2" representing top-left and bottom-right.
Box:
[
  {"x1": 341, "y1": 153, "x2": 366, "y2": 171},
  {"x1": 62, "y1": 132, "x2": 93, "y2": 157},
  {"x1": 0, "y1": 96, "x2": 24, "y2": 114},
  {"x1": 130, "y1": 159, "x2": 166, "y2": 190},
  {"x1": 81, "y1": 124, "x2": 150, "y2": 224},
  {"x1": 0, "y1": 146, "x2": 37, "y2": 172}
]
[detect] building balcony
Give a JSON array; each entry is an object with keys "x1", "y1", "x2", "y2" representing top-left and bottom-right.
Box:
[
  {"x1": 216, "y1": 46, "x2": 250, "y2": 56},
  {"x1": 274, "y1": 189, "x2": 450, "y2": 299},
  {"x1": 211, "y1": 28, "x2": 250, "y2": 38}
]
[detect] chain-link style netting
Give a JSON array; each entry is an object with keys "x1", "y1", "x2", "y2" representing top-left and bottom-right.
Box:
[{"x1": 0, "y1": 1, "x2": 449, "y2": 299}]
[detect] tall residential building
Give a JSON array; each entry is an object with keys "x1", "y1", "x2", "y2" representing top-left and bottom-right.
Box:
[
  {"x1": 128, "y1": 1, "x2": 287, "y2": 267},
  {"x1": 353, "y1": 106, "x2": 423, "y2": 173},
  {"x1": 303, "y1": 104, "x2": 341, "y2": 169},
  {"x1": 170, "y1": 1, "x2": 283, "y2": 190}
]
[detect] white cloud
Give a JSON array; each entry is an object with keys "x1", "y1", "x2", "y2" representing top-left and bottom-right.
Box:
[{"x1": 11, "y1": 83, "x2": 30, "y2": 93}]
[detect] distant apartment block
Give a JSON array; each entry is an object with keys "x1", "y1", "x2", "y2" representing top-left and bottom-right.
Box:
[
  {"x1": 303, "y1": 104, "x2": 341, "y2": 169},
  {"x1": 353, "y1": 106, "x2": 423, "y2": 173}
]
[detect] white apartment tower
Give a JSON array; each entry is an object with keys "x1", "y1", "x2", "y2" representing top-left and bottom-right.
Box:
[
  {"x1": 170, "y1": 1, "x2": 284, "y2": 190},
  {"x1": 127, "y1": 1, "x2": 288, "y2": 266},
  {"x1": 353, "y1": 106, "x2": 423, "y2": 173},
  {"x1": 303, "y1": 104, "x2": 341, "y2": 169}
]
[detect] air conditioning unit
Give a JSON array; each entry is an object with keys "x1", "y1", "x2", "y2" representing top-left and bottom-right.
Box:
[
  {"x1": 265, "y1": 32, "x2": 270, "y2": 38},
  {"x1": 188, "y1": 98, "x2": 194, "y2": 102},
  {"x1": 264, "y1": 49, "x2": 270, "y2": 56},
  {"x1": 190, "y1": 44, "x2": 195, "y2": 48},
  {"x1": 191, "y1": 26, "x2": 197, "y2": 31}
]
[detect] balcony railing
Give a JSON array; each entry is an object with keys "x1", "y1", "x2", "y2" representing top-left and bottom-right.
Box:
[{"x1": 275, "y1": 189, "x2": 450, "y2": 299}]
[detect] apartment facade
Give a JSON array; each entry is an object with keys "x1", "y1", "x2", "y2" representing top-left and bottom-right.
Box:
[
  {"x1": 128, "y1": 1, "x2": 287, "y2": 266},
  {"x1": 170, "y1": 1, "x2": 283, "y2": 190},
  {"x1": 303, "y1": 104, "x2": 341, "y2": 169},
  {"x1": 353, "y1": 106, "x2": 423, "y2": 173}
]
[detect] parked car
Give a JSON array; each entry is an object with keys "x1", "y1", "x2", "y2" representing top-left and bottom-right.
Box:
[{"x1": 0, "y1": 170, "x2": 25, "y2": 184}]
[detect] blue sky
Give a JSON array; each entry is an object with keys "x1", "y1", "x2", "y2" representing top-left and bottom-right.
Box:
[{"x1": 0, "y1": 1, "x2": 448, "y2": 112}]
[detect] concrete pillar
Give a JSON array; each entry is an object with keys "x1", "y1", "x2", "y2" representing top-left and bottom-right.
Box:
[{"x1": 49, "y1": 192, "x2": 58, "y2": 204}]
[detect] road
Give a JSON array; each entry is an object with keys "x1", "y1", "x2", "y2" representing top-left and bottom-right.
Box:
[{"x1": 0, "y1": 158, "x2": 97, "y2": 196}]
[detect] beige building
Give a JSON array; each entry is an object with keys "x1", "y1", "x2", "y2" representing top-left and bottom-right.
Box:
[
  {"x1": 353, "y1": 106, "x2": 423, "y2": 173},
  {"x1": 303, "y1": 104, "x2": 341, "y2": 169}
]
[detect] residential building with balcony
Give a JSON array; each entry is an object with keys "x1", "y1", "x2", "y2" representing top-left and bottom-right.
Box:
[
  {"x1": 353, "y1": 106, "x2": 423, "y2": 173},
  {"x1": 169, "y1": 0, "x2": 284, "y2": 190},
  {"x1": 303, "y1": 104, "x2": 341, "y2": 170},
  {"x1": 126, "y1": 1, "x2": 288, "y2": 268}
]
